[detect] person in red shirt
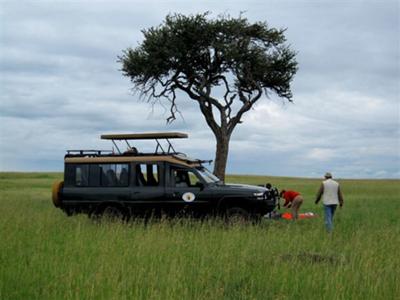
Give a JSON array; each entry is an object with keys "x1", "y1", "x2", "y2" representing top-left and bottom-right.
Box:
[{"x1": 280, "y1": 190, "x2": 304, "y2": 220}]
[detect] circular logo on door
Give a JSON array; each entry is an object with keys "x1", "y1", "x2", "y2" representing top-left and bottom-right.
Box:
[{"x1": 182, "y1": 192, "x2": 196, "y2": 202}]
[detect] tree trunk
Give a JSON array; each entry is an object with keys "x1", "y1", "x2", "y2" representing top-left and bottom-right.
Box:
[{"x1": 213, "y1": 133, "x2": 230, "y2": 182}]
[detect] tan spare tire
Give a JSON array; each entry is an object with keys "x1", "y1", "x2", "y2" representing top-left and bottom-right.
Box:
[{"x1": 52, "y1": 181, "x2": 64, "y2": 207}]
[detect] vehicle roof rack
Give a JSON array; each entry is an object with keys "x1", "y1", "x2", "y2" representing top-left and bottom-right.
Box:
[
  {"x1": 66, "y1": 150, "x2": 113, "y2": 157},
  {"x1": 100, "y1": 132, "x2": 188, "y2": 155}
]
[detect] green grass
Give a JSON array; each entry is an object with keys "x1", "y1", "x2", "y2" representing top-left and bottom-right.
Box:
[{"x1": 0, "y1": 172, "x2": 399, "y2": 300}]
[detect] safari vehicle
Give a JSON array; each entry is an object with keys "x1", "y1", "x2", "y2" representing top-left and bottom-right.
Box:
[{"x1": 52, "y1": 132, "x2": 278, "y2": 221}]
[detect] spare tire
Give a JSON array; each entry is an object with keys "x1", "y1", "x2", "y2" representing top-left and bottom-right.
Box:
[{"x1": 52, "y1": 181, "x2": 64, "y2": 207}]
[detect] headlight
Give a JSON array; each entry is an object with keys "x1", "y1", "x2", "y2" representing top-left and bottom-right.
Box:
[{"x1": 253, "y1": 192, "x2": 265, "y2": 200}]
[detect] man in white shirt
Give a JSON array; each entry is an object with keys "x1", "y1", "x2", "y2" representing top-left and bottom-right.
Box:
[{"x1": 315, "y1": 172, "x2": 344, "y2": 232}]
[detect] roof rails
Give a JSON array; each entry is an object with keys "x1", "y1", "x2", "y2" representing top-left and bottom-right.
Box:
[
  {"x1": 66, "y1": 150, "x2": 113, "y2": 157},
  {"x1": 100, "y1": 132, "x2": 188, "y2": 155}
]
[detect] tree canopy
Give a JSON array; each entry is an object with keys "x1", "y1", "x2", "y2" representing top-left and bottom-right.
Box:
[{"x1": 120, "y1": 13, "x2": 298, "y2": 180}]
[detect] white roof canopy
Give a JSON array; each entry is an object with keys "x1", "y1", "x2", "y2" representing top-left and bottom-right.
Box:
[{"x1": 100, "y1": 132, "x2": 188, "y2": 140}]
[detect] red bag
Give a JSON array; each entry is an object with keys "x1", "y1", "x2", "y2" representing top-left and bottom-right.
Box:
[{"x1": 281, "y1": 212, "x2": 316, "y2": 220}]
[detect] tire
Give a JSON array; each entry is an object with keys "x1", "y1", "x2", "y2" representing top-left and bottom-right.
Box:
[
  {"x1": 101, "y1": 205, "x2": 127, "y2": 222},
  {"x1": 225, "y1": 207, "x2": 250, "y2": 224}
]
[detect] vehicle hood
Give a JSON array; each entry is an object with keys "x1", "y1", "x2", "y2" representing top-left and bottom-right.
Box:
[{"x1": 222, "y1": 183, "x2": 267, "y2": 193}]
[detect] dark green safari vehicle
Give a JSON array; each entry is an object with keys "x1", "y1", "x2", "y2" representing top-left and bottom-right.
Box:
[{"x1": 52, "y1": 132, "x2": 278, "y2": 221}]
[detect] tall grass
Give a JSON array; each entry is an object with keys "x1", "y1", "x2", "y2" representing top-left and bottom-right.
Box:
[{"x1": 0, "y1": 172, "x2": 399, "y2": 299}]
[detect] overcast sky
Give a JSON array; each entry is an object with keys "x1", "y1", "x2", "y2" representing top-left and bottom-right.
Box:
[{"x1": 1, "y1": 0, "x2": 399, "y2": 179}]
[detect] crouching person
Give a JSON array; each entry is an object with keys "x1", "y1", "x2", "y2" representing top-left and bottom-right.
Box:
[{"x1": 280, "y1": 190, "x2": 304, "y2": 220}]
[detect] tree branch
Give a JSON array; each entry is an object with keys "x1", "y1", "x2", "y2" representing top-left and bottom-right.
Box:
[{"x1": 228, "y1": 85, "x2": 263, "y2": 135}]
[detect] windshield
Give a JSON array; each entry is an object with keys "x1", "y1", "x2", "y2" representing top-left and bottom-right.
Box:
[{"x1": 196, "y1": 167, "x2": 221, "y2": 184}]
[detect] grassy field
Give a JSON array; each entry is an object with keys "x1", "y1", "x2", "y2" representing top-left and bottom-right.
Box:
[{"x1": 0, "y1": 172, "x2": 399, "y2": 300}]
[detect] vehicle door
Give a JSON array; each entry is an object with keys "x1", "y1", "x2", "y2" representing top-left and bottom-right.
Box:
[
  {"x1": 130, "y1": 162, "x2": 165, "y2": 216},
  {"x1": 164, "y1": 165, "x2": 211, "y2": 217}
]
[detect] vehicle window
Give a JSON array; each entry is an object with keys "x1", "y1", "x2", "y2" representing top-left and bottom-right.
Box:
[
  {"x1": 188, "y1": 171, "x2": 202, "y2": 186},
  {"x1": 89, "y1": 164, "x2": 100, "y2": 186},
  {"x1": 100, "y1": 164, "x2": 129, "y2": 187},
  {"x1": 195, "y1": 167, "x2": 220, "y2": 184},
  {"x1": 73, "y1": 164, "x2": 128, "y2": 187},
  {"x1": 136, "y1": 164, "x2": 159, "y2": 186},
  {"x1": 117, "y1": 165, "x2": 129, "y2": 186},
  {"x1": 172, "y1": 168, "x2": 201, "y2": 188},
  {"x1": 64, "y1": 164, "x2": 75, "y2": 187},
  {"x1": 76, "y1": 165, "x2": 89, "y2": 186}
]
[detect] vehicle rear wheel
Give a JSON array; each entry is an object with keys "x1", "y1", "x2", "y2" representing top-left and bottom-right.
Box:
[
  {"x1": 225, "y1": 207, "x2": 250, "y2": 224},
  {"x1": 101, "y1": 206, "x2": 127, "y2": 222}
]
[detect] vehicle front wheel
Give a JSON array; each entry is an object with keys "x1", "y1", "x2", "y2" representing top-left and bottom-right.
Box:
[{"x1": 225, "y1": 207, "x2": 250, "y2": 224}]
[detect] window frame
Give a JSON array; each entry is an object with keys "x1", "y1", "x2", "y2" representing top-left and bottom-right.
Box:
[
  {"x1": 67, "y1": 163, "x2": 130, "y2": 188},
  {"x1": 168, "y1": 165, "x2": 204, "y2": 188},
  {"x1": 99, "y1": 163, "x2": 130, "y2": 187},
  {"x1": 133, "y1": 162, "x2": 163, "y2": 187}
]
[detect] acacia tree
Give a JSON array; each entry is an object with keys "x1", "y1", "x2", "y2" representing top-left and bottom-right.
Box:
[{"x1": 119, "y1": 13, "x2": 297, "y2": 181}]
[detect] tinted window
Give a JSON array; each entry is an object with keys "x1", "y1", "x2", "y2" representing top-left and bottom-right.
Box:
[
  {"x1": 100, "y1": 164, "x2": 129, "y2": 187},
  {"x1": 136, "y1": 164, "x2": 159, "y2": 186},
  {"x1": 64, "y1": 164, "x2": 75, "y2": 186},
  {"x1": 76, "y1": 165, "x2": 89, "y2": 186},
  {"x1": 73, "y1": 164, "x2": 129, "y2": 187},
  {"x1": 89, "y1": 165, "x2": 100, "y2": 186},
  {"x1": 171, "y1": 168, "x2": 201, "y2": 188},
  {"x1": 117, "y1": 164, "x2": 129, "y2": 186}
]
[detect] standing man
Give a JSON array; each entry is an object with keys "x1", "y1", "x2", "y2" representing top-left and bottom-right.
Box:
[
  {"x1": 280, "y1": 189, "x2": 304, "y2": 220},
  {"x1": 315, "y1": 172, "x2": 344, "y2": 232}
]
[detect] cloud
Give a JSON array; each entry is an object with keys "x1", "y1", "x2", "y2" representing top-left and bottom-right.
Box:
[
  {"x1": 0, "y1": 0, "x2": 399, "y2": 178},
  {"x1": 305, "y1": 148, "x2": 337, "y2": 162}
]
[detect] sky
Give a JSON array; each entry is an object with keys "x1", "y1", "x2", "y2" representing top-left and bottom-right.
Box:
[{"x1": 0, "y1": 0, "x2": 399, "y2": 179}]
